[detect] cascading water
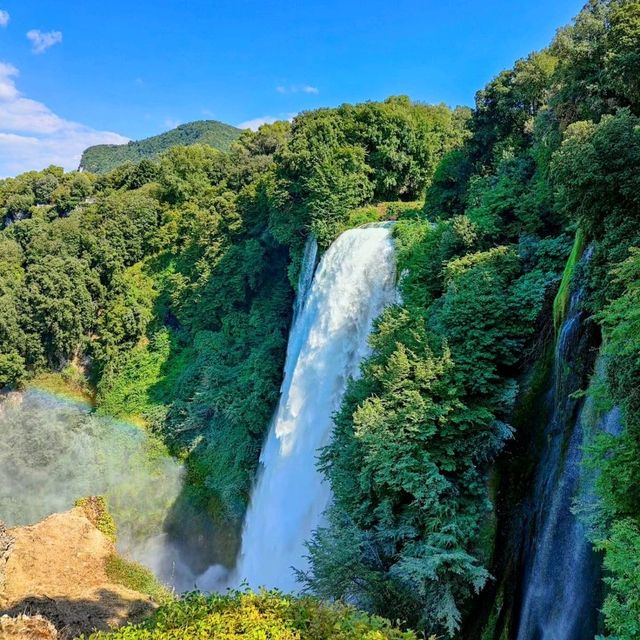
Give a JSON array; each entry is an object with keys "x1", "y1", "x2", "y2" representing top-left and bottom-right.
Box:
[
  {"x1": 293, "y1": 234, "x2": 319, "y2": 321},
  {"x1": 231, "y1": 224, "x2": 396, "y2": 592},
  {"x1": 515, "y1": 249, "x2": 606, "y2": 640}
]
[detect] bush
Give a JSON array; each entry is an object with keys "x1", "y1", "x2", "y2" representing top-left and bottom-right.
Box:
[{"x1": 88, "y1": 590, "x2": 419, "y2": 640}]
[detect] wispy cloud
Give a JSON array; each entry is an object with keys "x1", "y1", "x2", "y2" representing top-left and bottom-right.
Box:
[
  {"x1": 0, "y1": 10, "x2": 9, "y2": 27},
  {"x1": 27, "y1": 29, "x2": 63, "y2": 54},
  {"x1": 276, "y1": 84, "x2": 319, "y2": 95},
  {"x1": 0, "y1": 62, "x2": 128, "y2": 176},
  {"x1": 163, "y1": 117, "x2": 181, "y2": 129}
]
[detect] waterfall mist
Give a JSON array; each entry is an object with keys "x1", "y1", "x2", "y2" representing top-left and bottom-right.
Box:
[
  {"x1": 211, "y1": 225, "x2": 397, "y2": 592},
  {"x1": 0, "y1": 390, "x2": 185, "y2": 584}
]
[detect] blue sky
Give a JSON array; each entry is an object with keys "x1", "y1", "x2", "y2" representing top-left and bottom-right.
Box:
[{"x1": 0, "y1": 0, "x2": 585, "y2": 176}]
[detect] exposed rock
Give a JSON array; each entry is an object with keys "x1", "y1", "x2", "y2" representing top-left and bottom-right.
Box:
[
  {"x1": 0, "y1": 613, "x2": 58, "y2": 639},
  {"x1": 0, "y1": 522, "x2": 15, "y2": 592},
  {"x1": 0, "y1": 509, "x2": 155, "y2": 639}
]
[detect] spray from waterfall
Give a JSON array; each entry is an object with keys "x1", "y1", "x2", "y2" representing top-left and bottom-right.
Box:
[
  {"x1": 210, "y1": 225, "x2": 396, "y2": 592},
  {"x1": 0, "y1": 389, "x2": 185, "y2": 584}
]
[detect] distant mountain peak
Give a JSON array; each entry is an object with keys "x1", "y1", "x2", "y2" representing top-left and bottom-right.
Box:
[{"x1": 79, "y1": 119, "x2": 242, "y2": 173}]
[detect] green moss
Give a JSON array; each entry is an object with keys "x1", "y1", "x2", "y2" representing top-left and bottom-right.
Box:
[
  {"x1": 104, "y1": 554, "x2": 173, "y2": 605},
  {"x1": 552, "y1": 227, "x2": 585, "y2": 332}
]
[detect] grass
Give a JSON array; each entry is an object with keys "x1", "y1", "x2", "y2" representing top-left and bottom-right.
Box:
[
  {"x1": 87, "y1": 590, "x2": 420, "y2": 640},
  {"x1": 29, "y1": 363, "x2": 95, "y2": 405},
  {"x1": 105, "y1": 554, "x2": 174, "y2": 605}
]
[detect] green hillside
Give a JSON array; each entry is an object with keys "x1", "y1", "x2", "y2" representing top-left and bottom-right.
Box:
[{"x1": 79, "y1": 120, "x2": 242, "y2": 173}]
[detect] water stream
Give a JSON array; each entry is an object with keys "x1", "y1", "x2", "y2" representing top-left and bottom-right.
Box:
[{"x1": 515, "y1": 251, "x2": 610, "y2": 640}]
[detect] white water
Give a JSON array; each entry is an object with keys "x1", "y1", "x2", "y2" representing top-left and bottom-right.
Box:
[{"x1": 230, "y1": 225, "x2": 396, "y2": 592}]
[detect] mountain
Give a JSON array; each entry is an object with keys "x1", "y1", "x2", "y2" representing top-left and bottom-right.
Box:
[{"x1": 79, "y1": 120, "x2": 242, "y2": 173}]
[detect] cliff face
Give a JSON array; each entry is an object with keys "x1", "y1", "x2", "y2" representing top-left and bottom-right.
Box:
[{"x1": 0, "y1": 508, "x2": 155, "y2": 639}]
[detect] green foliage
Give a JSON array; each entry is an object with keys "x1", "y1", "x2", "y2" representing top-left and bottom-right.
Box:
[
  {"x1": 551, "y1": 110, "x2": 640, "y2": 236},
  {"x1": 0, "y1": 352, "x2": 25, "y2": 388},
  {"x1": 270, "y1": 97, "x2": 468, "y2": 247},
  {"x1": 595, "y1": 519, "x2": 640, "y2": 640},
  {"x1": 97, "y1": 329, "x2": 172, "y2": 421},
  {"x1": 80, "y1": 120, "x2": 242, "y2": 173},
  {"x1": 104, "y1": 554, "x2": 174, "y2": 605},
  {"x1": 589, "y1": 250, "x2": 640, "y2": 523},
  {"x1": 423, "y1": 148, "x2": 473, "y2": 219},
  {"x1": 87, "y1": 590, "x2": 418, "y2": 640},
  {"x1": 305, "y1": 212, "x2": 566, "y2": 635},
  {"x1": 74, "y1": 495, "x2": 117, "y2": 542},
  {"x1": 0, "y1": 165, "x2": 94, "y2": 227}
]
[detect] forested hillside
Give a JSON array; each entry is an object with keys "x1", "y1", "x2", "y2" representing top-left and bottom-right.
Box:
[
  {"x1": 2, "y1": 1, "x2": 640, "y2": 638},
  {"x1": 79, "y1": 120, "x2": 242, "y2": 173},
  {"x1": 0, "y1": 98, "x2": 465, "y2": 569}
]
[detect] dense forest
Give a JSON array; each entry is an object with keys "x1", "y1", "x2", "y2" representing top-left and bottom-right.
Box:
[
  {"x1": 1, "y1": 1, "x2": 640, "y2": 638},
  {"x1": 79, "y1": 120, "x2": 242, "y2": 173}
]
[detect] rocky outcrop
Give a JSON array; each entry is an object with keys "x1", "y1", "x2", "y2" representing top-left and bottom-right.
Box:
[
  {"x1": 0, "y1": 522, "x2": 15, "y2": 592},
  {"x1": 0, "y1": 509, "x2": 156, "y2": 639},
  {"x1": 0, "y1": 613, "x2": 58, "y2": 639}
]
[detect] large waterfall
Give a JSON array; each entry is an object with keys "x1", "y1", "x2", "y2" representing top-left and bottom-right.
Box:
[{"x1": 231, "y1": 225, "x2": 397, "y2": 592}]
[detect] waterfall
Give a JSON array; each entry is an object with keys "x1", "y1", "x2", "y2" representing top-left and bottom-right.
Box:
[
  {"x1": 293, "y1": 234, "x2": 318, "y2": 321},
  {"x1": 515, "y1": 249, "x2": 606, "y2": 640},
  {"x1": 231, "y1": 224, "x2": 397, "y2": 592}
]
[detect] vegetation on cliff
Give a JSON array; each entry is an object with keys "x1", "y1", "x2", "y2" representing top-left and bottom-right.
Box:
[
  {"x1": 306, "y1": 1, "x2": 640, "y2": 636},
  {"x1": 0, "y1": 98, "x2": 465, "y2": 570}
]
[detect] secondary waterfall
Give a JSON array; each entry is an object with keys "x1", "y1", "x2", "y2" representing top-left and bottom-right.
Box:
[
  {"x1": 231, "y1": 224, "x2": 397, "y2": 591},
  {"x1": 515, "y1": 248, "x2": 610, "y2": 640}
]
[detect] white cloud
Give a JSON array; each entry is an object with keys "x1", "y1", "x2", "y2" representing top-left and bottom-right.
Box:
[
  {"x1": 27, "y1": 29, "x2": 63, "y2": 54},
  {"x1": 0, "y1": 62, "x2": 128, "y2": 177},
  {"x1": 163, "y1": 117, "x2": 181, "y2": 129},
  {"x1": 0, "y1": 63, "x2": 19, "y2": 100},
  {"x1": 276, "y1": 84, "x2": 319, "y2": 95},
  {"x1": 237, "y1": 114, "x2": 297, "y2": 131},
  {"x1": 237, "y1": 116, "x2": 280, "y2": 131},
  {"x1": 0, "y1": 10, "x2": 9, "y2": 27}
]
